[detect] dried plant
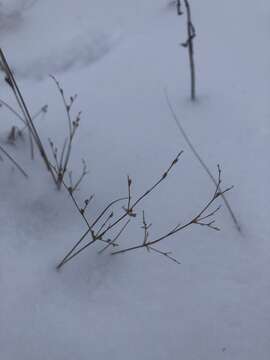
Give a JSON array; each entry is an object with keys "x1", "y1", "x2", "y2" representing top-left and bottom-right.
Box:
[
  {"x1": 164, "y1": 89, "x2": 241, "y2": 232},
  {"x1": 0, "y1": 49, "x2": 57, "y2": 183},
  {"x1": 0, "y1": 50, "x2": 233, "y2": 271},
  {"x1": 0, "y1": 49, "x2": 84, "y2": 190},
  {"x1": 0, "y1": 100, "x2": 48, "y2": 146},
  {"x1": 56, "y1": 152, "x2": 183, "y2": 269},
  {"x1": 112, "y1": 165, "x2": 232, "y2": 261},
  {"x1": 49, "y1": 76, "x2": 83, "y2": 190},
  {"x1": 56, "y1": 151, "x2": 231, "y2": 269},
  {"x1": 0, "y1": 143, "x2": 28, "y2": 178},
  {"x1": 177, "y1": 0, "x2": 196, "y2": 100},
  {"x1": 176, "y1": 0, "x2": 183, "y2": 15}
]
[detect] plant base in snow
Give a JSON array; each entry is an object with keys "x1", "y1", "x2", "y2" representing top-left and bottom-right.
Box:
[{"x1": 177, "y1": 0, "x2": 196, "y2": 101}]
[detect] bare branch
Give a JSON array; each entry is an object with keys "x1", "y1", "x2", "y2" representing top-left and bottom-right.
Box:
[
  {"x1": 98, "y1": 219, "x2": 130, "y2": 254},
  {"x1": 72, "y1": 159, "x2": 88, "y2": 192},
  {"x1": 49, "y1": 75, "x2": 82, "y2": 190},
  {"x1": 57, "y1": 152, "x2": 183, "y2": 269},
  {"x1": 0, "y1": 99, "x2": 26, "y2": 124},
  {"x1": 0, "y1": 49, "x2": 57, "y2": 183},
  {"x1": 112, "y1": 166, "x2": 231, "y2": 258},
  {"x1": 148, "y1": 246, "x2": 181, "y2": 264},
  {"x1": 0, "y1": 144, "x2": 28, "y2": 178}
]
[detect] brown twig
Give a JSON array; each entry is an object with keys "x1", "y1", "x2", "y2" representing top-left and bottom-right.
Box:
[
  {"x1": 50, "y1": 75, "x2": 81, "y2": 190},
  {"x1": 56, "y1": 152, "x2": 184, "y2": 269},
  {"x1": 72, "y1": 159, "x2": 88, "y2": 192},
  {"x1": 98, "y1": 219, "x2": 130, "y2": 254},
  {"x1": 112, "y1": 165, "x2": 232, "y2": 260},
  {"x1": 178, "y1": 0, "x2": 196, "y2": 100},
  {"x1": 148, "y1": 246, "x2": 181, "y2": 264},
  {"x1": 0, "y1": 49, "x2": 57, "y2": 182},
  {"x1": 55, "y1": 174, "x2": 128, "y2": 269}
]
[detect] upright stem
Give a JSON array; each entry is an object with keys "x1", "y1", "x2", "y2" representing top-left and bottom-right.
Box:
[
  {"x1": 183, "y1": 0, "x2": 196, "y2": 101},
  {"x1": 0, "y1": 49, "x2": 57, "y2": 184},
  {"x1": 176, "y1": 0, "x2": 183, "y2": 15}
]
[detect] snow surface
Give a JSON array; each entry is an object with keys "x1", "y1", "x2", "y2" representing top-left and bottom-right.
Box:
[{"x1": 0, "y1": 0, "x2": 269, "y2": 359}]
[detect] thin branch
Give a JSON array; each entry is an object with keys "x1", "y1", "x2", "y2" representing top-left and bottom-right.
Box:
[
  {"x1": 142, "y1": 211, "x2": 152, "y2": 245},
  {"x1": 0, "y1": 49, "x2": 57, "y2": 183},
  {"x1": 98, "y1": 219, "x2": 130, "y2": 254},
  {"x1": 132, "y1": 151, "x2": 183, "y2": 209},
  {"x1": 56, "y1": 238, "x2": 96, "y2": 270},
  {"x1": 184, "y1": 0, "x2": 196, "y2": 100},
  {"x1": 127, "y1": 176, "x2": 132, "y2": 211},
  {"x1": 95, "y1": 211, "x2": 114, "y2": 238},
  {"x1": 179, "y1": 0, "x2": 196, "y2": 100},
  {"x1": 80, "y1": 194, "x2": 95, "y2": 215},
  {"x1": 97, "y1": 151, "x2": 183, "y2": 240},
  {"x1": 176, "y1": 0, "x2": 183, "y2": 15},
  {"x1": 0, "y1": 99, "x2": 26, "y2": 124},
  {"x1": 148, "y1": 246, "x2": 181, "y2": 264},
  {"x1": 72, "y1": 159, "x2": 88, "y2": 192},
  {"x1": 164, "y1": 90, "x2": 241, "y2": 232},
  {"x1": 0, "y1": 144, "x2": 28, "y2": 178},
  {"x1": 56, "y1": 190, "x2": 128, "y2": 269},
  {"x1": 50, "y1": 75, "x2": 81, "y2": 189},
  {"x1": 56, "y1": 152, "x2": 183, "y2": 269},
  {"x1": 112, "y1": 166, "x2": 231, "y2": 257}
]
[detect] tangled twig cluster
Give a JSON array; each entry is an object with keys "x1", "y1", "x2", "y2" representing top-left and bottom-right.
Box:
[{"x1": 56, "y1": 151, "x2": 231, "y2": 269}]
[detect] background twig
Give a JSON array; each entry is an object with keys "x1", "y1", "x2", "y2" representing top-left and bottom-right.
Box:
[{"x1": 164, "y1": 89, "x2": 241, "y2": 232}]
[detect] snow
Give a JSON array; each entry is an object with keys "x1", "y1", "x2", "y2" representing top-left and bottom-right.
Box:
[{"x1": 0, "y1": 0, "x2": 269, "y2": 359}]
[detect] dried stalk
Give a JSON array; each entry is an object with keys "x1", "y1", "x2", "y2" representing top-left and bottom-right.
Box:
[
  {"x1": 0, "y1": 49, "x2": 57, "y2": 183},
  {"x1": 0, "y1": 144, "x2": 28, "y2": 178},
  {"x1": 178, "y1": 0, "x2": 196, "y2": 100},
  {"x1": 56, "y1": 151, "x2": 184, "y2": 269},
  {"x1": 49, "y1": 76, "x2": 82, "y2": 190},
  {"x1": 0, "y1": 50, "x2": 83, "y2": 191},
  {"x1": 176, "y1": 0, "x2": 183, "y2": 15},
  {"x1": 112, "y1": 165, "x2": 232, "y2": 261},
  {"x1": 164, "y1": 90, "x2": 241, "y2": 232}
]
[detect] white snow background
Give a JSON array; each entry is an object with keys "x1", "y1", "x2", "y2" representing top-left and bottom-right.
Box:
[{"x1": 0, "y1": 0, "x2": 269, "y2": 359}]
